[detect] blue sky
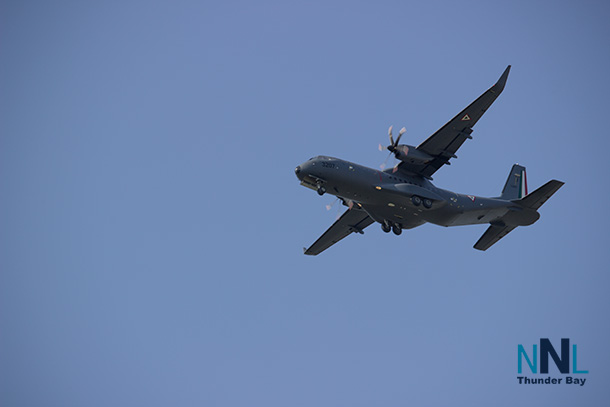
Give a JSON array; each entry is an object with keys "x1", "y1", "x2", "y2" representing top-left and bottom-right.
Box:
[{"x1": 1, "y1": 1, "x2": 609, "y2": 405}]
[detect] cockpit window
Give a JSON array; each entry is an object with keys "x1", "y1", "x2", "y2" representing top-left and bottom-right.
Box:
[{"x1": 309, "y1": 155, "x2": 334, "y2": 161}]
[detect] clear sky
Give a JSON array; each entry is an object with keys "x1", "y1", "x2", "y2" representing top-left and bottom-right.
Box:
[{"x1": 2, "y1": 0, "x2": 609, "y2": 405}]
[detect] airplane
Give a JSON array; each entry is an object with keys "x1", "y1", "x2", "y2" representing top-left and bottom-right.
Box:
[{"x1": 294, "y1": 66, "x2": 564, "y2": 255}]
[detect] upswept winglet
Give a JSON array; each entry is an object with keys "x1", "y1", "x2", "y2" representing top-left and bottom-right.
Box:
[{"x1": 493, "y1": 65, "x2": 511, "y2": 94}]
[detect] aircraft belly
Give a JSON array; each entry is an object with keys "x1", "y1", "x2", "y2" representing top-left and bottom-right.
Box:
[
  {"x1": 360, "y1": 204, "x2": 426, "y2": 229},
  {"x1": 443, "y1": 208, "x2": 509, "y2": 226},
  {"x1": 328, "y1": 183, "x2": 373, "y2": 203},
  {"x1": 326, "y1": 170, "x2": 386, "y2": 204}
]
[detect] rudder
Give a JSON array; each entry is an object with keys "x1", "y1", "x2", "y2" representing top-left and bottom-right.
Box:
[{"x1": 500, "y1": 164, "x2": 527, "y2": 200}]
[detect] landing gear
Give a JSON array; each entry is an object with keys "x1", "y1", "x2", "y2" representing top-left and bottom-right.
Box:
[
  {"x1": 317, "y1": 186, "x2": 326, "y2": 196},
  {"x1": 412, "y1": 195, "x2": 433, "y2": 209},
  {"x1": 382, "y1": 221, "x2": 402, "y2": 235}
]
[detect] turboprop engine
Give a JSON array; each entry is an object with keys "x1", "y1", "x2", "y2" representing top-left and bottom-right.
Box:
[
  {"x1": 379, "y1": 126, "x2": 434, "y2": 169},
  {"x1": 390, "y1": 144, "x2": 434, "y2": 165}
]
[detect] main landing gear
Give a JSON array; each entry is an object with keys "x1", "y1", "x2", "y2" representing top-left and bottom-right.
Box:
[
  {"x1": 317, "y1": 186, "x2": 326, "y2": 196},
  {"x1": 411, "y1": 195, "x2": 433, "y2": 209},
  {"x1": 381, "y1": 221, "x2": 402, "y2": 235}
]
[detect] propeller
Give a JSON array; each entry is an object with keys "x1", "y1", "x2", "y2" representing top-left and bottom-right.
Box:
[
  {"x1": 326, "y1": 198, "x2": 354, "y2": 219},
  {"x1": 379, "y1": 152, "x2": 391, "y2": 170},
  {"x1": 388, "y1": 125, "x2": 406, "y2": 151},
  {"x1": 325, "y1": 197, "x2": 338, "y2": 211},
  {"x1": 379, "y1": 125, "x2": 406, "y2": 171}
]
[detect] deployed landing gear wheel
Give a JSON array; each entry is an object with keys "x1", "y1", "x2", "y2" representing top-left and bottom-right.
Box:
[
  {"x1": 381, "y1": 222, "x2": 391, "y2": 233},
  {"x1": 411, "y1": 195, "x2": 422, "y2": 206},
  {"x1": 392, "y1": 225, "x2": 402, "y2": 235},
  {"x1": 423, "y1": 198, "x2": 432, "y2": 209},
  {"x1": 317, "y1": 186, "x2": 326, "y2": 196}
]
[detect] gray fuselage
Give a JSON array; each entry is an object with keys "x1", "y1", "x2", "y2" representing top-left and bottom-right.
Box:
[{"x1": 295, "y1": 156, "x2": 539, "y2": 231}]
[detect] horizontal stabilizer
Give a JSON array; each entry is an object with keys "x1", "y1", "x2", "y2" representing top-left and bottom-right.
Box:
[
  {"x1": 517, "y1": 180, "x2": 564, "y2": 210},
  {"x1": 474, "y1": 224, "x2": 517, "y2": 251}
]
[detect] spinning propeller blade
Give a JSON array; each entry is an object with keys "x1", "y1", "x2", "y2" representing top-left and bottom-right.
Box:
[
  {"x1": 380, "y1": 125, "x2": 407, "y2": 170},
  {"x1": 395, "y1": 127, "x2": 406, "y2": 146},
  {"x1": 325, "y1": 197, "x2": 338, "y2": 211},
  {"x1": 380, "y1": 151, "x2": 392, "y2": 170}
]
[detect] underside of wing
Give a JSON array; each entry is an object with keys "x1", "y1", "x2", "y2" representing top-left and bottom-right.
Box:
[
  {"x1": 304, "y1": 207, "x2": 374, "y2": 256},
  {"x1": 398, "y1": 66, "x2": 511, "y2": 179}
]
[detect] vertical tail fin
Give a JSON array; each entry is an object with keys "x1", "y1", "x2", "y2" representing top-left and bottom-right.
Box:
[{"x1": 500, "y1": 164, "x2": 528, "y2": 200}]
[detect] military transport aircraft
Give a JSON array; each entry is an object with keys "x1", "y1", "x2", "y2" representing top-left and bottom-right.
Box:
[{"x1": 294, "y1": 66, "x2": 564, "y2": 255}]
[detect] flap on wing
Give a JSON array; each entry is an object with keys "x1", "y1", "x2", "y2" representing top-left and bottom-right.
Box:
[
  {"x1": 398, "y1": 66, "x2": 511, "y2": 179},
  {"x1": 473, "y1": 223, "x2": 516, "y2": 251},
  {"x1": 304, "y1": 207, "x2": 374, "y2": 256}
]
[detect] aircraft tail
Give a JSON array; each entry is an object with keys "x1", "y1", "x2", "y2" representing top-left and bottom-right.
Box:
[
  {"x1": 499, "y1": 164, "x2": 528, "y2": 200},
  {"x1": 475, "y1": 172, "x2": 564, "y2": 251}
]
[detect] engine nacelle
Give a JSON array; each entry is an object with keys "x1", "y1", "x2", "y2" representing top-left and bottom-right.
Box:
[{"x1": 392, "y1": 144, "x2": 434, "y2": 165}]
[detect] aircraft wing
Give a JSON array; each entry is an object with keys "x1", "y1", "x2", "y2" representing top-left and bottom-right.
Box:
[
  {"x1": 398, "y1": 65, "x2": 511, "y2": 179},
  {"x1": 304, "y1": 207, "x2": 374, "y2": 255}
]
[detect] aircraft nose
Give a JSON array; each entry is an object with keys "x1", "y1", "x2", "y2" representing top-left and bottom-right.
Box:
[{"x1": 295, "y1": 165, "x2": 302, "y2": 180}]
